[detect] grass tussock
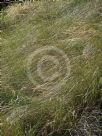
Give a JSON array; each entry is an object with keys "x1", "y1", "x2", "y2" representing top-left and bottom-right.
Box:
[{"x1": 1, "y1": 0, "x2": 102, "y2": 136}]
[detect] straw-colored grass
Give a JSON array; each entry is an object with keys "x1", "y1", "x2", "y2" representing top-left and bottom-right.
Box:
[{"x1": 1, "y1": 0, "x2": 102, "y2": 135}]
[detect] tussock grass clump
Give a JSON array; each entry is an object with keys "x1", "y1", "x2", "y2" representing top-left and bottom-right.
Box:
[{"x1": 1, "y1": 0, "x2": 102, "y2": 135}]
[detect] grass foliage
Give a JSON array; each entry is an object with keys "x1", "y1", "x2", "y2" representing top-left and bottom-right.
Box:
[{"x1": 1, "y1": 0, "x2": 102, "y2": 135}]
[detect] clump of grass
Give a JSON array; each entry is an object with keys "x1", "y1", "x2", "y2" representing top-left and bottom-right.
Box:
[
  {"x1": 5, "y1": 2, "x2": 33, "y2": 21},
  {"x1": 1, "y1": 0, "x2": 102, "y2": 135}
]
